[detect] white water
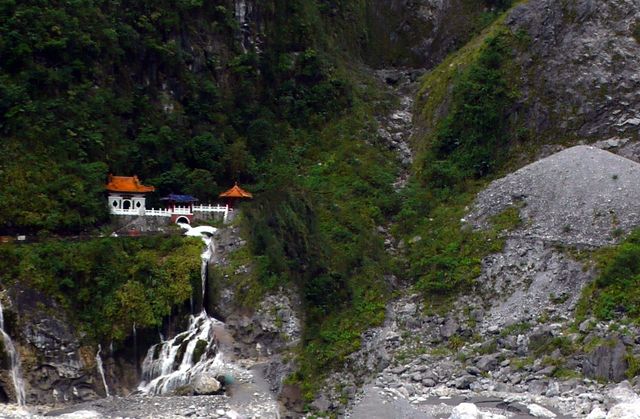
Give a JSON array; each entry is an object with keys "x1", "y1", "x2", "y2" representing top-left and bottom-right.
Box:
[
  {"x1": 95, "y1": 345, "x2": 109, "y2": 397},
  {"x1": 138, "y1": 226, "x2": 228, "y2": 395},
  {"x1": 0, "y1": 301, "x2": 26, "y2": 405},
  {"x1": 138, "y1": 311, "x2": 225, "y2": 395}
]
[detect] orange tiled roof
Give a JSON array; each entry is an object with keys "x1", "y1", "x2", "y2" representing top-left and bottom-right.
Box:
[
  {"x1": 105, "y1": 175, "x2": 155, "y2": 193},
  {"x1": 219, "y1": 183, "x2": 253, "y2": 199}
]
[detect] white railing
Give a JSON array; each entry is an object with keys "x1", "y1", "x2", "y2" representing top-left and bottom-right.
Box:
[
  {"x1": 192, "y1": 204, "x2": 228, "y2": 213},
  {"x1": 110, "y1": 203, "x2": 231, "y2": 221},
  {"x1": 173, "y1": 206, "x2": 192, "y2": 215},
  {"x1": 110, "y1": 208, "x2": 144, "y2": 216},
  {"x1": 144, "y1": 208, "x2": 172, "y2": 217}
]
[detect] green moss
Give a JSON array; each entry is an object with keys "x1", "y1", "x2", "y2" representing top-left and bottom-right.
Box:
[
  {"x1": 490, "y1": 205, "x2": 523, "y2": 233},
  {"x1": 499, "y1": 321, "x2": 532, "y2": 337},
  {"x1": 0, "y1": 236, "x2": 201, "y2": 343},
  {"x1": 552, "y1": 367, "x2": 581, "y2": 380},
  {"x1": 576, "y1": 230, "x2": 640, "y2": 323},
  {"x1": 192, "y1": 339, "x2": 208, "y2": 364},
  {"x1": 626, "y1": 352, "x2": 640, "y2": 379},
  {"x1": 633, "y1": 21, "x2": 640, "y2": 44}
]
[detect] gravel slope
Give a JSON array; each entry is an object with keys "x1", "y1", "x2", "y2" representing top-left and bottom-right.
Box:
[{"x1": 466, "y1": 145, "x2": 640, "y2": 246}]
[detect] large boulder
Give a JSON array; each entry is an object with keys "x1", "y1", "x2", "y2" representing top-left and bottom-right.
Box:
[
  {"x1": 192, "y1": 373, "x2": 221, "y2": 395},
  {"x1": 449, "y1": 403, "x2": 481, "y2": 419},
  {"x1": 607, "y1": 402, "x2": 640, "y2": 419},
  {"x1": 583, "y1": 335, "x2": 628, "y2": 382}
]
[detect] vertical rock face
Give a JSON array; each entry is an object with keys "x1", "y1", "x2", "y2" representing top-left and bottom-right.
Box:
[
  {"x1": 505, "y1": 0, "x2": 640, "y2": 139},
  {"x1": 365, "y1": 0, "x2": 486, "y2": 68},
  {"x1": 583, "y1": 335, "x2": 629, "y2": 382},
  {"x1": 8, "y1": 287, "x2": 100, "y2": 404}
]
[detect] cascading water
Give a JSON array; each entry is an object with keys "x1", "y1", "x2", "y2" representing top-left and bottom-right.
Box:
[
  {"x1": 138, "y1": 226, "x2": 233, "y2": 395},
  {"x1": 0, "y1": 300, "x2": 26, "y2": 405},
  {"x1": 95, "y1": 344, "x2": 110, "y2": 397}
]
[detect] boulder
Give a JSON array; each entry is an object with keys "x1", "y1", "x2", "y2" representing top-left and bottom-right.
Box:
[
  {"x1": 454, "y1": 375, "x2": 475, "y2": 390},
  {"x1": 440, "y1": 318, "x2": 458, "y2": 339},
  {"x1": 475, "y1": 354, "x2": 500, "y2": 372},
  {"x1": 527, "y1": 403, "x2": 556, "y2": 418},
  {"x1": 585, "y1": 407, "x2": 606, "y2": 419},
  {"x1": 583, "y1": 336, "x2": 628, "y2": 382},
  {"x1": 192, "y1": 373, "x2": 221, "y2": 395},
  {"x1": 607, "y1": 401, "x2": 640, "y2": 419},
  {"x1": 449, "y1": 403, "x2": 481, "y2": 419}
]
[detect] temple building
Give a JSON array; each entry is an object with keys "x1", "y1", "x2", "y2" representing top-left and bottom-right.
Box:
[
  {"x1": 219, "y1": 182, "x2": 253, "y2": 208},
  {"x1": 106, "y1": 175, "x2": 155, "y2": 215},
  {"x1": 105, "y1": 176, "x2": 250, "y2": 224}
]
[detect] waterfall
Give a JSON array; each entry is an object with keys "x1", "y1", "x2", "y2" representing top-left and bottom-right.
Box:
[
  {"x1": 234, "y1": 0, "x2": 253, "y2": 52},
  {"x1": 95, "y1": 344, "x2": 110, "y2": 397},
  {"x1": 138, "y1": 226, "x2": 229, "y2": 395},
  {"x1": 0, "y1": 301, "x2": 25, "y2": 405},
  {"x1": 138, "y1": 311, "x2": 225, "y2": 395}
]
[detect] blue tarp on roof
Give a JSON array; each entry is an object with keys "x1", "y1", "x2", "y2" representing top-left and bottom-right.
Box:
[{"x1": 160, "y1": 194, "x2": 199, "y2": 202}]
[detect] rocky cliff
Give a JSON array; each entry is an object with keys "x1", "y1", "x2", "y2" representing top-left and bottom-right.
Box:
[{"x1": 4, "y1": 0, "x2": 640, "y2": 418}]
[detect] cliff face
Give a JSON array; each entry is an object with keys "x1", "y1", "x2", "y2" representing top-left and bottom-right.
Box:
[
  {"x1": 5, "y1": 0, "x2": 640, "y2": 417},
  {"x1": 364, "y1": 0, "x2": 510, "y2": 68},
  {"x1": 506, "y1": 0, "x2": 640, "y2": 141}
]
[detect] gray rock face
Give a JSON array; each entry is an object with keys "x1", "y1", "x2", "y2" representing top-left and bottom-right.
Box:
[
  {"x1": 365, "y1": 0, "x2": 480, "y2": 68},
  {"x1": 506, "y1": 0, "x2": 640, "y2": 139},
  {"x1": 440, "y1": 318, "x2": 459, "y2": 339},
  {"x1": 583, "y1": 335, "x2": 629, "y2": 382},
  {"x1": 8, "y1": 287, "x2": 102, "y2": 405}
]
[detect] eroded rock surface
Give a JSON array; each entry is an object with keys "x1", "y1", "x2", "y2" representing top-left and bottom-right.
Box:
[{"x1": 507, "y1": 0, "x2": 640, "y2": 139}]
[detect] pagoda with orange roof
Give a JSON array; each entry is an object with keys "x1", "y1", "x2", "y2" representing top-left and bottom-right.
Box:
[
  {"x1": 106, "y1": 175, "x2": 155, "y2": 215},
  {"x1": 219, "y1": 182, "x2": 253, "y2": 208}
]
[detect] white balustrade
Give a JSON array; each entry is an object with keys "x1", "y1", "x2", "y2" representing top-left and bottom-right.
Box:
[
  {"x1": 110, "y1": 203, "x2": 231, "y2": 220},
  {"x1": 145, "y1": 208, "x2": 172, "y2": 217},
  {"x1": 192, "y1": 204, "x2": 229, "y2": 213},
  {"x1": 173, "y1": 206, "x2": 192, "y2": 215}
]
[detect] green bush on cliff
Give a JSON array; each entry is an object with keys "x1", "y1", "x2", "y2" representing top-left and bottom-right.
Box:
[
  {"x1": 403, "y1": 23, "x2": 520, "y2": 303},
  {"x1": 424, "y1": 30, "x2": 515, "y2": 186},
  {"x1": 577, "y1": 230, "x2": 640, "y2": 322},
  {"x1": 240, "y1": 83, "x2": 397, "y2": 399},
  {"x1": 0, "y1": 236, "x2": 201, "y2": 342}
]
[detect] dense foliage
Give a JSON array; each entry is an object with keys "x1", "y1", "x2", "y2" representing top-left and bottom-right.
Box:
[
  {"x1": 241, "y1": 87, "x2": 398, "y2": 398},
  {"x1": 425, "y1": 30, "x2": 515, "y2": 188},
  {"x1": 0, "y1": 237, "x2": 201, "y2": 342},
  {"x1": 0, "y1": 0, "x2": 352, "y2": 234},
  {"x1": 399, "y1": 27, "x2": 519, "y2": 302}
]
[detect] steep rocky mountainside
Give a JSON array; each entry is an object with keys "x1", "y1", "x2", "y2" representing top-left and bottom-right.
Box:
[
  {"x1": 507, "y1": 0, "x2": 640, "y2": 141},
  {"x1": 4, "y1": 0, "x2": 640, "y2": 418}
]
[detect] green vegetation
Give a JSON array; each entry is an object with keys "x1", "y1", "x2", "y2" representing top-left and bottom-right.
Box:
[
  {"x1": 0, "y1": 236, "x2": 201, "y2": 342},
  {"x1": 0, "y1": 0, "x2": 354, "y2": 234},
  {"x1": 632, "y1": 20, "x2": 640, "y2": 43},
  {"x1": 241, "y1": 85, "x2": 398, "y2": 401},
  {"x1": 400, "y1": 8, "x2": 526, "y2": 306},
  {"x1": 577, "y1": 230, "x2": 640, "y2": 322}
]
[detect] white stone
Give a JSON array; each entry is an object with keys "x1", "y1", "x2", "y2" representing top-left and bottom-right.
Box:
[
  {"x1": 527, "y1": 403, "x2": 556, "y2": 418},
  {"x1": 585, "y1": 407, "x2": 607, "y2": 419},
  {"x1": 193, "y1": 373, "x2": 221, "y2": 395},
  {"x1": 607, "y1": 381, "x2": 640, "y2": 404},
  {"x1": 607, "y1": 401, "x2": 640, "y2": 419},
  {"x1": 449, "y1": 403, "x2": 481, "y2": 419},
  {"x1": 58, "y1": 411, "x2": 104, "y2": 419}
]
